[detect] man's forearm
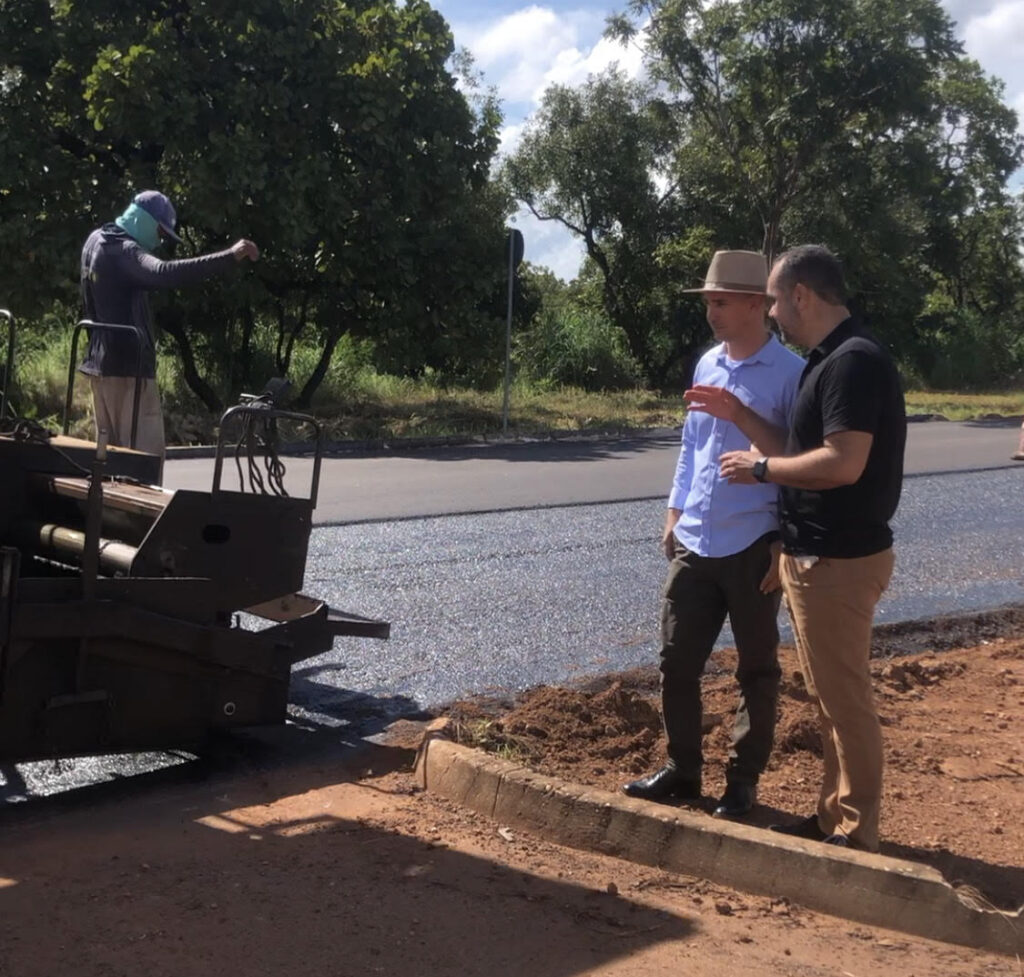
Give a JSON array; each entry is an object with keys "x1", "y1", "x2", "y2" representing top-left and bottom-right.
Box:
[
  {"x1": 764, "y1": 446, "x2": 858, "y2": 489},
  {"x1": 132, "y1": 249, "x2": 236, "y2": 289}
]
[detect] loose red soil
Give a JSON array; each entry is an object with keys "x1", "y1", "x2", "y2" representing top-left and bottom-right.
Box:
[{"x1": 447, "y1": 638, "x2": 1024, "y2": 910}]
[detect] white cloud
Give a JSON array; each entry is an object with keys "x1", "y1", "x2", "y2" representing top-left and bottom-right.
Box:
[
  {"x1": 510, "y1": 205, "x2": 586, "y2": 281},
  {"x1": 534, "y1": 30, "x2": 645, "y2": 100},
  {"x1": 497, "y1": 120, "x2": 528, "y2": 158},
  {"x1": 957, "y1": 1, "x2": 1024, "y2": 133},
  {"x1": 461, "y1": 6, "x2": 605, "y2": 104}
]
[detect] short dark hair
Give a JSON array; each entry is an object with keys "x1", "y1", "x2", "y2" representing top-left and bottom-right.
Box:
[{"x1": 773, "y1": 245, "x2": 847, "y2": 305}]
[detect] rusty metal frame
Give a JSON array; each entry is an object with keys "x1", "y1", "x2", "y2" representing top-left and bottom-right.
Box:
[{"x1": 212, "y1": 404, "x2": 324, "y2": 504}]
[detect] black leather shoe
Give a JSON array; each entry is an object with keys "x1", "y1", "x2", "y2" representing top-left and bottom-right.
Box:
[
  {"x1": 712, "y1": 782, "x2": 756, "y2": 818},
  {"x1": 769, "y1": 814, "x2": 828, "y2": 841},
  {"x1": 622, "y1": 766, "x2": 701, "y2": 802}
]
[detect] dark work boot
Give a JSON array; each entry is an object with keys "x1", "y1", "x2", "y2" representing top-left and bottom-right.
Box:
[
  {"x1": 622, "y1": 765, "x2": 701, "y2": 803},
  {"x1": 712, "y1": 782, "x2": 756, "y2": 818}
]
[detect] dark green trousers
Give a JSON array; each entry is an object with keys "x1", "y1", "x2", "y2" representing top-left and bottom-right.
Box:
[{"x1": 659, "y1": 533, "x2": 781, "y2": 786}]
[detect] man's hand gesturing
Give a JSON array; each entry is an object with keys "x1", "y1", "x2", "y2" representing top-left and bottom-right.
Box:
[
  {"x1": 683, "y1": 384, "x2": 746, "y2": 423},
  {"x1": 231, "y1": 239, "x2": 260, "y2": 262}
]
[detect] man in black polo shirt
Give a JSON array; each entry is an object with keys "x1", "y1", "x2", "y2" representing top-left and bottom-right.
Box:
[{"x1": 720, "y1": 244, "x2": 906, "y2": 852}]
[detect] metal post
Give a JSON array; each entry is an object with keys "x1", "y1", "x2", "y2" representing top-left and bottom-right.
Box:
[
  {"x1": 0, "y1": 309, "x2": 14, "y2": 423},
  {"x1": 81, "y1": 430, "x2": 108, "y2": 598},
  {"x1": 502, "y1": 229, "x2": 514, "y2": 436}
]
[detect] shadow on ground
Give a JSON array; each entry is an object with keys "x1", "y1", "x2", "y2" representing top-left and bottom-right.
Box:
[{"x1": 0, "y1": 734, "x2": 693, "y2": 977}]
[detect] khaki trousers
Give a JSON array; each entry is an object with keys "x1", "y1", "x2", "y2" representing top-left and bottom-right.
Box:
[
  {"x1": 89, "y1": 376, "x2": 166, "y2": 476},
  {"x1": 781, "y1": 549, "x2": 894, "y2": 852}
]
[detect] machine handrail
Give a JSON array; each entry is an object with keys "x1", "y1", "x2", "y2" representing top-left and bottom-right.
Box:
[
  {"x1": 64, "y1": 320, "x2": 146, "y2": 449},
  {"x1": 213, "y1": 403, "x2": 324, "y2": 505},
  {"x1": 0, "y1": 309, "x2": 14, "y2": 422}
]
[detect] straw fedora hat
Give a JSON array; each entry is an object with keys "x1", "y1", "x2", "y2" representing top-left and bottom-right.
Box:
[{"x1": 683, "y1": 250, "x2": 768, "y2": 294}]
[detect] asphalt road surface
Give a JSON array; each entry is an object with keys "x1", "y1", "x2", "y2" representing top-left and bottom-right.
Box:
[
  {"x1": 164, "y1": 418, "x2": 1023, "y2": 524},
  {"x1": 3, "y1": 420, "x2": 1023, "y2": 800}
]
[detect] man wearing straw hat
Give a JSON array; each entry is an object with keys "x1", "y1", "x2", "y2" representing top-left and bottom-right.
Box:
[
  {"x1": 623, "y1": 250, "x2": 804, "y2": 818},
  {"x1": 80, "y1": 189, "x2": 259, "y2": 474}
]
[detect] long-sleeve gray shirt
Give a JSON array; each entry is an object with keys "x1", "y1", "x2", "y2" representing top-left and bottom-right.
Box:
[{"x1": 80, "y1": 223, "x2": 236, "y2": 378}]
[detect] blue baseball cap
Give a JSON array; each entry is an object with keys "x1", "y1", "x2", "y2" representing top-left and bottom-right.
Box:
[{"x1": 133, "y1": 190, "x2": 183, "y2": 243}]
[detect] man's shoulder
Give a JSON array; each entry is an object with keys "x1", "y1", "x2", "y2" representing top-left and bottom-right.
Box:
[
  {"x1": 824, "y1": 332, "x2": 895, "y2": 373},
  {"x1": 763, "y1": 335, "x2": 805, "y2": 373},
  {"x1": 693, "y1": 343, "x2": 725, "y2": 377},
  {"x1": 84, "y1": 224, "x2": 138, "y2": 256}
]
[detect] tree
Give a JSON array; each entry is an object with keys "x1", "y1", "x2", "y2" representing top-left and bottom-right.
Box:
[
  {"x1": 503, "y1": 69, "x2": 713, "y2": 386},
  {"x1": 0, "y1": 0, "x2": 509, "y2": 410},
  {"x1": 597, "y1": 0, "x2": 1023, "y2": 376}
]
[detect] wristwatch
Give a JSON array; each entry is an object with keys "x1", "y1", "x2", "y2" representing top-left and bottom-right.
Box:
[{"x1": 752, "y1": 457, "x2": 769, "y2": 483}]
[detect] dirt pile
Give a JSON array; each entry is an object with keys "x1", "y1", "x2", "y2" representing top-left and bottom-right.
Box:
[
  {"x1": 448, "y1": 637, "x2": 1024, "y2": 909},
  {"x1": 450, "y1": 683, "x2": 663, "y2": 775}
]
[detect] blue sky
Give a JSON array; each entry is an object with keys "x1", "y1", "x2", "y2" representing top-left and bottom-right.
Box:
[{"x1": 434, "y1": 0, "x2": 1024, "y2": 280}]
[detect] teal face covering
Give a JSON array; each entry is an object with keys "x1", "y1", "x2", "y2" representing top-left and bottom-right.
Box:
[{"x1": 115, "y1": 202, "x2": 162, "y2": 251}]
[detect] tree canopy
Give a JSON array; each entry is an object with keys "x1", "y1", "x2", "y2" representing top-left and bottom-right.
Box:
[
  {"x1": 0, "y1": 0, "x2": 510, "y2": 408},
  {"x1": 507, "y1": 0, "x2": 1024, "y2": 386}
]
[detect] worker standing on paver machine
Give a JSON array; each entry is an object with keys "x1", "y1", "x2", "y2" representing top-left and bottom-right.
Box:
[{"x1": 80, "y1": 189, "x2": 259, "y2": 480}]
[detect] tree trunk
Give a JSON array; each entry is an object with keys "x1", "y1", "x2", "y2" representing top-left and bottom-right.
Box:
[
  {"x1": 294, "y1": 323, "x2": 344, "y2": 409},
  {"x1": 158, "y1": 308, "x2": 223, "y2": 413}
]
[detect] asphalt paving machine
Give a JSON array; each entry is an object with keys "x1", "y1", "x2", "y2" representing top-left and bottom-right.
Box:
[{"x1": 0, "y1": 310, "x2": 389, "y2": 762}]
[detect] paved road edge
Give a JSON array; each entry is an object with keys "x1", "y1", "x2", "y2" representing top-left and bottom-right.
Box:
[{"x1": 414, "y1": 732, "x2": 1021, "y2": 957}]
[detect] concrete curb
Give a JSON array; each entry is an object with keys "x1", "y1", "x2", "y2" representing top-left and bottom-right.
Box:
[{"x1": 415, "y1": 735, "x2": 1022, "y2": 957}]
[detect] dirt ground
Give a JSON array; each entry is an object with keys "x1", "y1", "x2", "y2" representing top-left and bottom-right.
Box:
[
  {"x1": 448, "y1": 637, "x2": 1024, "y2": 910},
  {"x1": 0, "y1": 636, "x2": 1021, "y2": 977}
]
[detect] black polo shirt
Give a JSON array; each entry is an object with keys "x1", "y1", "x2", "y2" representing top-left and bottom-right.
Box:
[{"x1": 780, "y1": 318, "x2": 906, "y2": 558}]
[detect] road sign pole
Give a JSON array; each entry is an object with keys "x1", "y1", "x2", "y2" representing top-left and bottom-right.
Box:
[{"x1": 502, "y1": 229, "x2": 514, "y2": 436}]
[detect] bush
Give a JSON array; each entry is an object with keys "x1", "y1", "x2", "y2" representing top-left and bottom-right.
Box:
[
  {"x1": 913, "y1": 301, "x2": 1024, "y2": 390},
  {"x1": 514, "y1": 303, "x2": 642, "y2": 391}
]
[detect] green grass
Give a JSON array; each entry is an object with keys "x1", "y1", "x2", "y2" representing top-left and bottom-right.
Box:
[
  {"x1": 12, "y1": 339, "x2": 1024, "y2": 444},
  {"x1": 903, "y1": 390, "x2": 1024, "y2": 421},
  {"x1": 307, "y1": 382, "x2": 684, "y2": 442}
]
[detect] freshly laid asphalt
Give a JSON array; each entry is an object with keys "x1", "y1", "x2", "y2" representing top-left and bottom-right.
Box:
[
  {"x1": 3, "y1": 419, "x2": 1023, "y2": 799},
  {"x1": 292, "y1": 462, "x2": 1024, "y2": 727}
]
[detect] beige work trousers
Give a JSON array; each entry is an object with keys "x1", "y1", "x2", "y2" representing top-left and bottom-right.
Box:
[
  {"x1": 781, "y1": 549, "x2": 894, "y2": 852},
  {"x1": 89, "y1": 376, "x2": 166, "y2": 472}
]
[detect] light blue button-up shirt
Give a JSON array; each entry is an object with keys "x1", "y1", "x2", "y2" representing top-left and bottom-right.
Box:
[{"x1": 669, "y1": 334, "x2": 806, "y2": 558}]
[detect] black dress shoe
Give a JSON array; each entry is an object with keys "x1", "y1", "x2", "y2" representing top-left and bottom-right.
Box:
[
  {"x1": 712, "y1": 782, "x2": 756, "y2": 818},
  {"x1": 622, "y1": 766, "x2": 701, "y2": 802},
  {"x1": 769, "y1": 814, "x2": 828, "y2": 841}
]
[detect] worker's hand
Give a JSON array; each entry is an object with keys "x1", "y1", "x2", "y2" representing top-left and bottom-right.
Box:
[
  {"x1": 719, "y1": 449, "x2": 760, "y2": 484},
  {"x1": 759, "y1": 540, "x2": 782, "y2": 594},
  {"x1": 684, "y1": 385, "x2": 745, "y2": 423},
  {"x1": 231, "y1": 239, "x2": 260, "y2": 262}
]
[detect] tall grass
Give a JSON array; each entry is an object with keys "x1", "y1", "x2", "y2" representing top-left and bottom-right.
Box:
[{"x1": 5, "y1": 313, "x2": 1022, "y2": 444}]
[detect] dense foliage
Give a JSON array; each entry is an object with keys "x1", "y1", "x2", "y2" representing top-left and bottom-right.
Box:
[
  {"x1": 2, "y1": 0, "x2": 1023, "y2": 416},
  {"x1": 507, "y1": 0, "x2": 1024, "y2": 388},
  {"x1": 0, "y1": 0, "x2": 511, "y2": 409}
]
